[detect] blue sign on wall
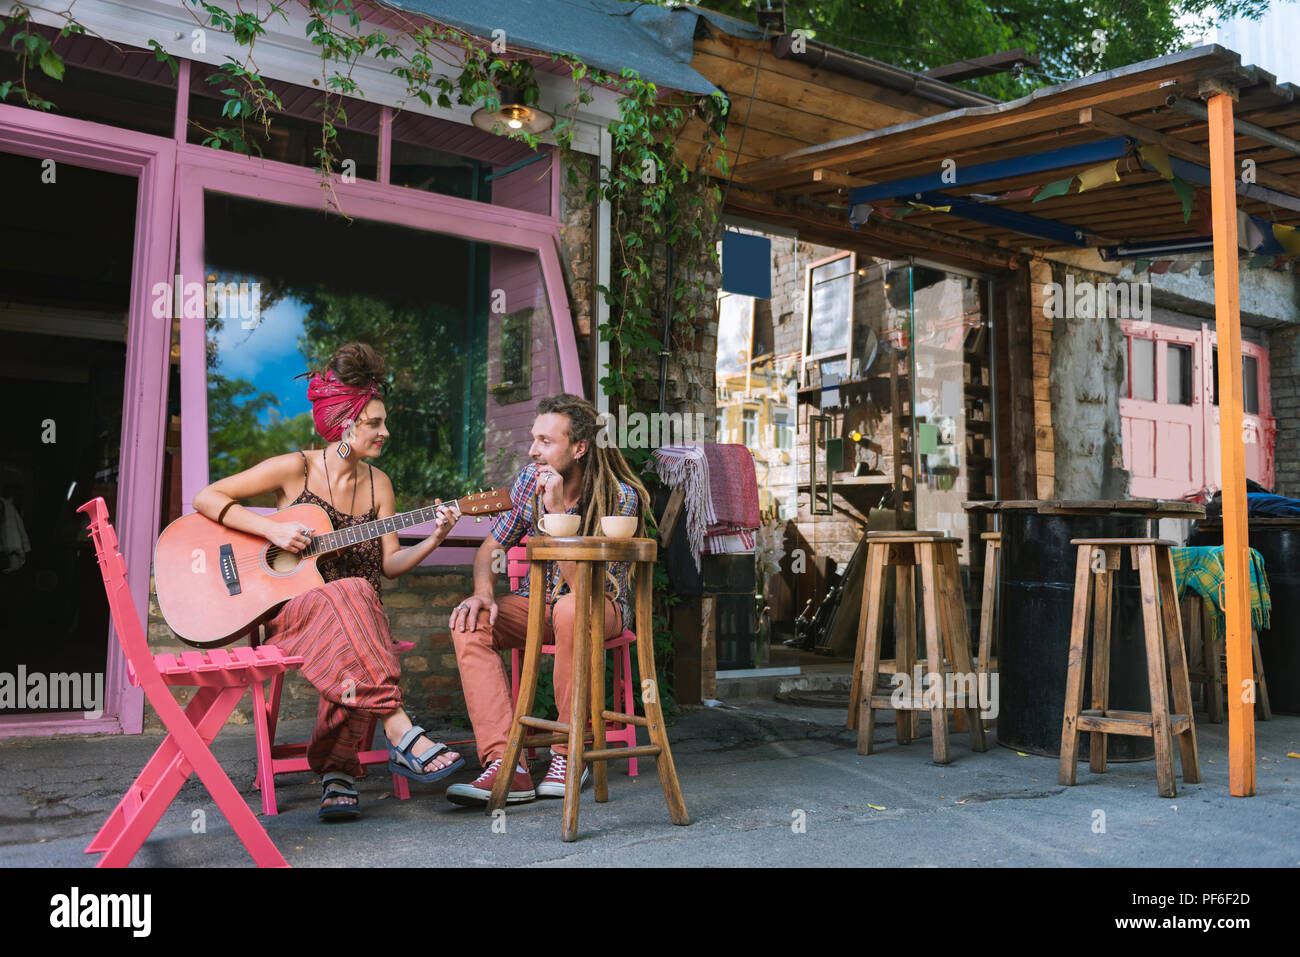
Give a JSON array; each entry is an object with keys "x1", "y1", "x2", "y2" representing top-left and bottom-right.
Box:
[{"x1": 721, "y1": 230, "x2": 772, "y2": 299}]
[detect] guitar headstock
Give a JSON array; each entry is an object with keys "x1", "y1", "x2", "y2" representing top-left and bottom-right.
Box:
[{"x1": 457, "y1": 488, "x2": 513, "y2": 518}]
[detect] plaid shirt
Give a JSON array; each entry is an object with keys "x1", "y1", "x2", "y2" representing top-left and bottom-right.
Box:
[{"x1": 492, "y1": 462, "x2": 640, "y2": 631}]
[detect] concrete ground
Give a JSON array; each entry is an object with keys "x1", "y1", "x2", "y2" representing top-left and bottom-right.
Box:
[{"x1": 1, "y1": 700, "x2": 1297, "y2": 868}]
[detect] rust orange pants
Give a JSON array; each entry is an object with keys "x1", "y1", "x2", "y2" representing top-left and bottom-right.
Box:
[
  {"x1": 263, "y1": 577, "x2": 403, "y2": 778},
  {"x1": 452, "y1": 592, "x2": 621, "y2": 766}
]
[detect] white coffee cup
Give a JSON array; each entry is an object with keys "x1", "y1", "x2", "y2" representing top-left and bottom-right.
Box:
[
  {"x1": 539, "y1": 513, "x2": 581, "y2": 536},
  {"x1": 600, "y1": 516, "x2": 637, "y2": 538}
]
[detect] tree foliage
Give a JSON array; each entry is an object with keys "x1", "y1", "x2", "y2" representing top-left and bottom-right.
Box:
[{"x1": 692, "y1": 0, "x2": 1276, "y2": 99}]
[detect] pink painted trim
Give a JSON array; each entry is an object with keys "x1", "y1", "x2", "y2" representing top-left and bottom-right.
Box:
[
  {"x1": 173, "y1": 59, "x2": 191, "y2": 143},
  {"x1": 176, "y1": 141, "x2": 582, "y2": 567},
  {"x1": 379, "y1": 106, "x2": 392, "y2": 185},
  {"x1": 541, "y1": 234, "x2": 582, "y2": 392},
  {"x1": 0, "y1": 105, "x2": 177, "y2": 737},
  {"x1": 550, "y1": 146, "x2": 561, "y2": 220},
  {"x1": 0, "y1": 713, "x2": 123, "y2": 740}
]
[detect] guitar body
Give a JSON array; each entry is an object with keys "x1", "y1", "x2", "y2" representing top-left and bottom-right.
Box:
[{"x1": 154, "y1": 503, "x2": 333, "y2": 647}]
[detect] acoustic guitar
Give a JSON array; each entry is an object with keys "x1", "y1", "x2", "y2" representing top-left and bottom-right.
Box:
[{"x1": 154, "y1": 488, "x2": 512, "y2": 647}]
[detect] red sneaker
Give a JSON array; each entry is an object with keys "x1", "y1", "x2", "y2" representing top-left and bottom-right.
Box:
[
  {"x1": 445, "y1": 759, "x2": 535, "y2": 806},
  {"x1": 536, "y1": 752, "x2": 591, "y2": 798}
]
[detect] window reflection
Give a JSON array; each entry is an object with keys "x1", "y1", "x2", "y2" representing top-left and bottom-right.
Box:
[{"x1": 203, "y1": 193, "x2": 558, "y2": 510}]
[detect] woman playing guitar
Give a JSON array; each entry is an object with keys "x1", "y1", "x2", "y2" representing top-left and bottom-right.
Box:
[{"x1": 191, "y1": 342, "x2": 464, "y2": 821}]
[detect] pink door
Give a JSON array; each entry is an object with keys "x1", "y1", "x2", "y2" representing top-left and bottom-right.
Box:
[
  {"x1": 1121, "y1": 320, "x2": 1275, "y2": 498},
  {"x1": 1120, "y1": 323, "x2": 1204, "y2": 498}
]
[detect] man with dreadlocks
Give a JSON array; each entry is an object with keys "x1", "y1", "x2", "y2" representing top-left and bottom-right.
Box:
[{"x1": 446, "y1": 394, "x2": 648, "y2": 805}]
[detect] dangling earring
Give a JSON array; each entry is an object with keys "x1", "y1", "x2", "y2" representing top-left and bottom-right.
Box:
[{"x1": 337, "y1": 441, "x2": 351, "y2": 458}]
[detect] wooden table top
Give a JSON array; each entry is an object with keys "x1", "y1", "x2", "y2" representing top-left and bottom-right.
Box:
[{"x1": 963, "y1": 499, "x2": 1205, "y2": 518}]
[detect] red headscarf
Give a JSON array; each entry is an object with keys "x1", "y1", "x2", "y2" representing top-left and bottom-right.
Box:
[{"x1": 306, "y1": 370, "x2": 382, "y2": 442}]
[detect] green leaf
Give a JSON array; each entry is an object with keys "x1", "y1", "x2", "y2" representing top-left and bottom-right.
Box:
[{"x1": 38, "y1": 49, "x2": 65, "y2": 81}]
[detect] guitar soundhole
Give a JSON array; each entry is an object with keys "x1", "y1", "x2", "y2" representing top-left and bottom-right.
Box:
[{"x1": 265, "y1": 546, "x2": 301, "y2": 574}]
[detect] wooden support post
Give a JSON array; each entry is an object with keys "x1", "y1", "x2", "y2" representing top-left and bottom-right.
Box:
[{"x1": 1207, "y1": 90, "x2": 1256, "y2": 797}]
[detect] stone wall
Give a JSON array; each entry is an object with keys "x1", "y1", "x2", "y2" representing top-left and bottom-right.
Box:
[{"x1": 144, "y1": 565, "x2": 492, "y2": 732}]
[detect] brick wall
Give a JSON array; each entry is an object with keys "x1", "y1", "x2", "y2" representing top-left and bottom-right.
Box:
[
  {"x1": 1271, "y1": 324, "x2": 1300, "y2": 496},
  {"x1": 144, "y1": 565, "x2": 494, "y2": 732}
]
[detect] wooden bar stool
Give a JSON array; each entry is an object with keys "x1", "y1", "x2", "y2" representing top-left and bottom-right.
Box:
[
  {"x1": 977, "y1": 532, "x2": 1000, "y2": 678},
  {"x1": 488, "y1": 536, "x2": 689, "y2": 841},
  {"x1": 850, "y1": 533, "x2": 987, "y2": 763},
  {"x1": 1059, "y1": 539, "x2": 1200, "y2": 798},
  {"x1": 1180, "y1": 595, "x2": 1272, "y2": 723}
]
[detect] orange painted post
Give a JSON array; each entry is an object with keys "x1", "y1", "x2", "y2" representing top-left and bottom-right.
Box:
[{"x1": 1206, "y1": 90, "x2": 1256, "y2": 797}]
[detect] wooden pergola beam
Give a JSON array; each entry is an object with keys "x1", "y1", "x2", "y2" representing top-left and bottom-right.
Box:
[
  {"x1": 1207, "y1": 89, "x2": 1256, "y2": 797},
  {"x1": 723, "y1": 185, "x2": 1023, "y2": 270}
]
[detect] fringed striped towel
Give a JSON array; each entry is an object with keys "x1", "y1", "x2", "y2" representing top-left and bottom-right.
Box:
[{"x1": 650, "y1": 445, "x2": 715, "y2": 569}]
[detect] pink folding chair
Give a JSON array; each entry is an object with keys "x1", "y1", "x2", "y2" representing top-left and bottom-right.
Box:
[
  {"x1": 78, "y1": 497, "x2": 300, "y2": 868},
  {"x1": 507, "y1": 541, "x2": 639, "y2": 775},
  {"x1": 249, "y1": 636, "x2": 415, "y2": 814}
]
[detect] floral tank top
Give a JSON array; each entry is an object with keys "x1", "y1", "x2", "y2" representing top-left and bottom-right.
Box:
[{"x1": 294, "y1": 450, "x2": 384, "y2": 600}]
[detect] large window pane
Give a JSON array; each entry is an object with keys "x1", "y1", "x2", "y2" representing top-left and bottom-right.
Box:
[
  {"x1": 1167, "y1": 344, "x2": 1193, "y2": 405},
  {"x1": 1243, "y1": 355, "x2": 1260, "y2": 414},
  {"x1": 1131, "y1": 338, "x2": 1156, "y2": 401},
  {"x1": 203, "y1": 193, "x2": 558, "y2": 510}
]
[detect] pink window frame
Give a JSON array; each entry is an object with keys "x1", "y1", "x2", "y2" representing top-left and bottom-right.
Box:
[
  {"x1": 0, "y1": 104, "x2": 177, "y2": 737},
  {"x1": 175, "y1": 133, "x2": 582, "y2": 564}
]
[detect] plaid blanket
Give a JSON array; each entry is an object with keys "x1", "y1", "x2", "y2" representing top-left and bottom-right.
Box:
[{"x1": 1172, "y1": 545, "x2": 1272, "y2": 639}]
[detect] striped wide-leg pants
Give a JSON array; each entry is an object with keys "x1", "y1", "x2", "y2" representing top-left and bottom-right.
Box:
[{"x1": 263, "y1": 577, "x2": 402, "y2": 777}]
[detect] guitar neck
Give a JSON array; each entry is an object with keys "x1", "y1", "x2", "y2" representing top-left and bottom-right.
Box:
[{"x1": 304, "y1": 504, "x2": 451, "y2": 557}]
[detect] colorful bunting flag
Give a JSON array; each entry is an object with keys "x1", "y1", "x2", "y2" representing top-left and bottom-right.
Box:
[
  {"x1": 1033, "y1": 176, "x2": 1074, "y2": 202},
  {"x1": 849, "y1": 204, "x2": 873, "y2": 226},
  {"x1": 1077, "y1": 160, "x2": 1120, "y2": 192},
  {"x1": 1150, "y1": 260, "x2": 1173, "y2": 274},
  {"x1": 1248, "y1": 254, "x2": 1272, "y2": 269},
  {"x1": 1194, "y1": 187, "x2": 1213, "y2": 235},
  {"x1": 1170, "y1": 175, "x2": 1194, "y2": 224},
  {"x1": 1132, "y1": 259, "x2": 1152, "y2": 274},
  {"x1": 1139, "y1": 144, "x2": 1175, "y2": 181},
  {"x1": 996, "y1": 186, "x2": 1039, "y2": 202},
  {"x1": 1198, "y1": 260, "x2": 1215, "y2": 276},
  {"x1": 907, "y1": 201, "x2": 952, "y2": 213},
  {"x1": 1272, "y1": 222, "x2": 1300, "y2": 255}
]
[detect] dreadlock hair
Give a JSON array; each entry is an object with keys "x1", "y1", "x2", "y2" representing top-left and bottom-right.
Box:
[{"x1": 536, "y1": 393, "x2": 649, "y2": 538}]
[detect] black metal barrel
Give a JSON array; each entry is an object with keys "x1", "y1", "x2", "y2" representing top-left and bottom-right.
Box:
[
  {"x1": 1188, "y1": 518, "x2": 1300, "y2": 714},
  {"x1": 997, "y1": 506, "x2": 1156, "y2": 761}
]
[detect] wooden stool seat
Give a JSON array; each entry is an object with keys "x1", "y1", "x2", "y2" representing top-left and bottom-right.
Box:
[
  {"x1": 1059, "y1": 539, "x2": 1200, "y2": 798},
  {"x1": 1069, "y1": 538, "x2": 1178, "y2": 546},
  {"x1": 867, "y1": 529, "x2": 947, "y2": 539},
  {"x1": 488, "y1": 536, "x2": 689, "y2": 841},
  {"x1": 848, "y1": 535, "x2": 987, "y2": 763}
]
